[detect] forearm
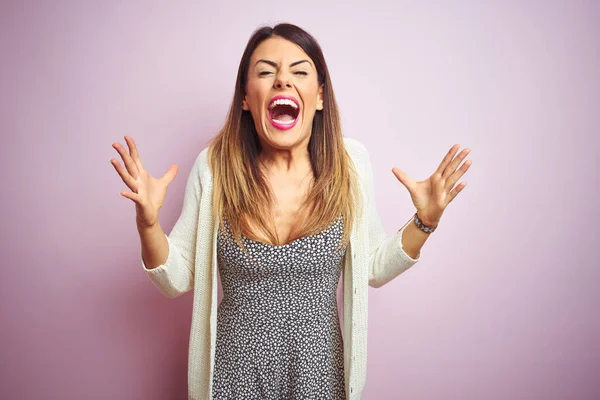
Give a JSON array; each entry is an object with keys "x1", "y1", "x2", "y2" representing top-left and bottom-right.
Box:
[
  {"x1": 399, "y1": 216, "x2": 433, "y2": 260},
  {"x1": 139, "y1": 222, "x2": 169, "y2": 270}
]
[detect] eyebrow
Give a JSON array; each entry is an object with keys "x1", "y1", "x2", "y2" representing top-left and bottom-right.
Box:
[{"x1": 255, "y1": 59, "x2": 312, "y2": 68}]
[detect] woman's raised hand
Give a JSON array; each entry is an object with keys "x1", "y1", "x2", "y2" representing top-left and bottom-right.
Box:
[
  {"x1": 110, "y1": 136, "x2": 178, "y2": 229},
  {"x1": 392, "y1": 144, "x2": 471, "y2": 228}
]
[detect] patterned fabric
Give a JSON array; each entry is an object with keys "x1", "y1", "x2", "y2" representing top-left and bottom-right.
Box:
[
  {"x1": 141, "y1": 138, "x2": 422, "y2": 399},
  {"x1": 212, "y1": 216, "x2": 346, "y2": 399}
]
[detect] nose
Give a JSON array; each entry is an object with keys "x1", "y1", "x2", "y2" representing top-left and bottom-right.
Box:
[{"x1": 274, "y1": 72, "x2": 292, "y2": 89}]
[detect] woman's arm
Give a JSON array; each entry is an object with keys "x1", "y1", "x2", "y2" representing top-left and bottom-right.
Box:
[
  {"x1": 367, "y1": 141, "x2": 471, "y2": 287},
  {"x1": 139, "y1": 222, "x2": 169, "y2": 269},
  {"x1": 140, "y1": 151, "x2": 206, "y2": 298},
  {"x1": 398, "y1": 214, "x2": 433, "y2": 260},
  {"x1": 358, "y1": 145, "x2": 423, "y2": 288}
]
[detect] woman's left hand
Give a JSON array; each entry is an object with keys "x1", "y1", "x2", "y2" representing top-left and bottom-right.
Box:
[{"x1": 392, "y1": 144, "x2": 472, "y2": 228}]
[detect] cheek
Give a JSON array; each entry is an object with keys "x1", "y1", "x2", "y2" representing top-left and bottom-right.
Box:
[
  {"x1": 244, "y1": 93, "x2": 260, "y2": 113},
  {"x1": 245, "y1": 83, "x2": 269, "y2": 108},
  {"x1": 304, "y1": 92, "x2": 320, "y2": 110},
  {"x1": 300, "y1": 83, "x2": 321, "y2": 107}
]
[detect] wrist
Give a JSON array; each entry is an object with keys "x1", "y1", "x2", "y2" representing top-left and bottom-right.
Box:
[
  {"x1": 414, "y1": 212, "x2": 438, "y2": 233},
  {"x1": 137, "y1": 220, "x2": 159, "y2": 234}
]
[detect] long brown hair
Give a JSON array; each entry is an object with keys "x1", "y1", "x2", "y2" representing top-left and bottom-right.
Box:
[{"x1": 208, "y1": 23, "x2": 361, "y2": 253}]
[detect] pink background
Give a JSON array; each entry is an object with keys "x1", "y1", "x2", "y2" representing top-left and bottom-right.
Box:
[{"x1": 2, "y1": 1, "x2": 599, "y2": 399}]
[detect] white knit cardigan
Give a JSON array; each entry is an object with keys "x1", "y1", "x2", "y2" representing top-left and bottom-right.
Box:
[{"x1": 141, "y1": 137, "x2": 421, "y2": 399}]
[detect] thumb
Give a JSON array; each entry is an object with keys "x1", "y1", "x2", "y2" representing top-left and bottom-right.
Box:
[
  {"x1": 162, "y1": 164, "x2": 179, "y2": 187},
  {"x1": 392, "y1": 167, "x2": 415, "y2": 192}
]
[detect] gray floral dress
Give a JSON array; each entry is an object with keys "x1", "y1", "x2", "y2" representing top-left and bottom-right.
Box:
[{"x1": 211, "y1": 215, "x2": 347, "y2": 399}]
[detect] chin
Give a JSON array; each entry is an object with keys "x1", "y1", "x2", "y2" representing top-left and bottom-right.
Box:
[{"x1": 260, "y1": 121, "x2": 309, "y2": 149}]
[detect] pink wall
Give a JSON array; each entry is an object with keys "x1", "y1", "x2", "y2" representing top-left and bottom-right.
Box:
[{"x1": 2, "y1": 1, "x2": 599, "y2": 399}]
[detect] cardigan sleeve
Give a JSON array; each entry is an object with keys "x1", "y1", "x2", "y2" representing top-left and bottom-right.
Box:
[
  {"x1": 140, "y1": 152, "x2": 204, "y2": 298},
  {"x1": 361, "y1": 145, "x2": 421, "y2": 288}
]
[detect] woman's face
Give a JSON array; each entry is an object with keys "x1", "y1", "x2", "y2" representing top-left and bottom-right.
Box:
[{"x1": 243, "y1": 36, "x2": 323, "y2": 152}]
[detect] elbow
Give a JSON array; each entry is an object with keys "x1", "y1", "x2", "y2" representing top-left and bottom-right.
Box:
[
  {"x1": 369, "y1": 266, "x2": 411, "y2": 289},
  {"x1": 368, "y1": 274, "x2": 386, "y2": 289},
  {"x1": 164, "y1": 289, "x2": 187, "y2": 299},
  {"x1": 159, "y1": 282, "x2": 192, "y2": 299},
  {"x1": 148, "y1": 272, "x2": 194, "y2": 299},
  {"x1": 369, "y1": 280, "x2": 384, "y2": 289},
  {"x1": 368, "y1": 256, "x2": 390, "y2": 288}
]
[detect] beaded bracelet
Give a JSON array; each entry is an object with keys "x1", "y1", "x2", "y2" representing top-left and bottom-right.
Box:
[{"x1": 413, "y1": 212, "x2": 437, "y2": 234}]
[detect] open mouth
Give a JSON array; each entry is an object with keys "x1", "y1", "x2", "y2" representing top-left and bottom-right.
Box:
[{"x1": 267, "y1": 96, "x2": 300, "y2": 130}]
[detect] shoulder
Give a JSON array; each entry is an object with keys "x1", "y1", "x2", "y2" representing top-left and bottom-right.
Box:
[
  {"x1": 343, "y1": 136, "x2": 368, "y2": 155},
  {"x1": 184, "y1": 146, "x2": 211, "y2": 184},
  {"x1": 197, "y1": 146, "x2": 210, "y2": 168},
  {"x1": 343, "y1": 137, "x2": 371, "y2": 171}
]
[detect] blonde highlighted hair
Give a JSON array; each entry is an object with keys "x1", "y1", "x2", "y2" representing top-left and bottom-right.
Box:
[{"x1": 208, "y1": 23, "x2": 361, "y2": 254}]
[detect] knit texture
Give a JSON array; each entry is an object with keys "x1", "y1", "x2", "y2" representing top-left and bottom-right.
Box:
[{"x1": 141, "y1": 137, "x2": 421, "y2": 399}]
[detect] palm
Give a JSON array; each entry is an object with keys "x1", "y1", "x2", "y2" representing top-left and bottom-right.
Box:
[
  {"x1": 110, "y1": 136, "x2": 178, "y2": 229},
  {"x1": 134, "y1": 170, "x2": 169, "y2": 227},
  {"x1": 392, "y1": 144, "x2": 472, "y2": 227},
  {"x1": 409, "y1": 178, "x2": 436, "y2": 212}
]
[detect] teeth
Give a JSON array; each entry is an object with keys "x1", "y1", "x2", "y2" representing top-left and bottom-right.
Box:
[
  {"x1": 272, "y1": 118, "x2": 296, "y2": 124},
  {"x1": 269, "y1": 98, "x2": 299, "y2": 110}
]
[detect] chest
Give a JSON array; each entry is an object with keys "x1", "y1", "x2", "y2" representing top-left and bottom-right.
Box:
[{"x1": 248, "y1": 169, "x2": 314, "y2": 245}]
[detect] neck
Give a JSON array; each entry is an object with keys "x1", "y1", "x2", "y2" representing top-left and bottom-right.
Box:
[{"x1": 258, "y1": 140, "x2": 311, "y2": 174}]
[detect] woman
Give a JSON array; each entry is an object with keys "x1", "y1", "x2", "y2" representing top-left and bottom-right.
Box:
[{"x1": 110, "y1": 23, "x2": 471, "y2": 400}]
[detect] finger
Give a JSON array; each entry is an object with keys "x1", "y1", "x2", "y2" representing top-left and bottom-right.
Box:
[
  {"x1": 112, "y1": 142, "x2": 139, "y2": 180},
  {"x1": 448, "y1": 181, "x2": 467, "y2": 204},
  {"x1": 160, "y1": 164, "x2": 179, "y2": 187},
  {"x1": 110, "y1": 158, "x2": 138, "y2": 191},
  {"x1": 124, "y1": 136, "x2": 146, "y2": 172},
  {"x1": 445, "y1": 159, "x2": 472, "y2": 192},
  {"x1": 435, "y1": 144, "x2": 460, "y2": 177},
  {"x1": 392, "y1": 167, "x2": 416, "y2": 193},
  {"x1": 120, "y1": 189, "x2": 141, "y2": 203},
  {"x1": 442, "y1": 147, "x2": 471, "y2": 180}
]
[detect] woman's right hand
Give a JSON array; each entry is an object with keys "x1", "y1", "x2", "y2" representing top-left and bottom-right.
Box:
[{"x1": 110, "y1": 136, "x2": 178, "y2": 230}]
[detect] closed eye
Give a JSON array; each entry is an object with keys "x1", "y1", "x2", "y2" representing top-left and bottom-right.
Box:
[{"x1": 259, "y1": 71, "x2": 308, "y2": 76}]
